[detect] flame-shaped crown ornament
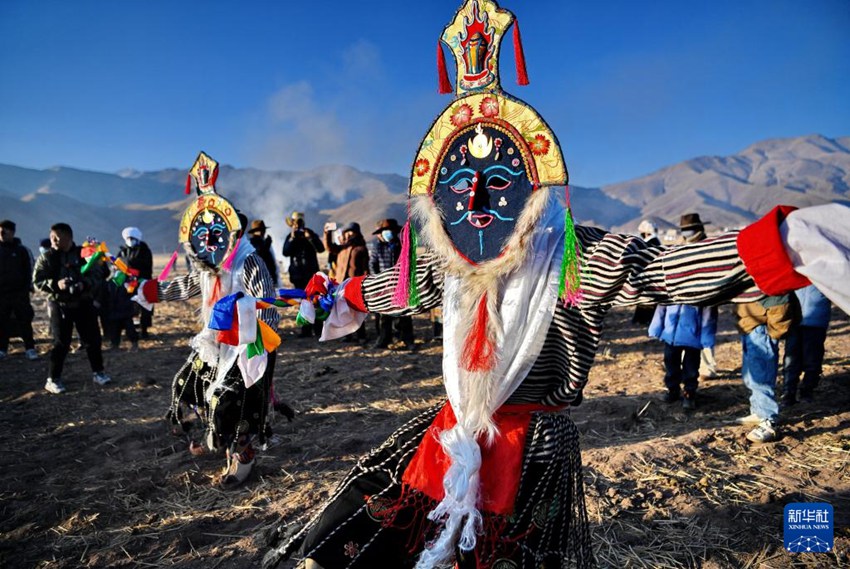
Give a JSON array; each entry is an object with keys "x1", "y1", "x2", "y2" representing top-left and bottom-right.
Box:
[
  {"x1": 187, "y1": 151, "x2": 220, "y2": 195},
  {"x1": 442, "y1": 0, "x2": 515, "y2": 94},
  {"x1": 411, "y1": 0, "x2": 566, "y2": 197}
]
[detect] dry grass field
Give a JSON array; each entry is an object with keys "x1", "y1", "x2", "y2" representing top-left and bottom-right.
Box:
[{"x1": 0, "y1": 273, "x2": 847, "y2": 568}]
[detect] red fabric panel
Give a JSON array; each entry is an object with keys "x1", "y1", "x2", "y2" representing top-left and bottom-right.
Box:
[
  {"x1": 436, "y1": 42, "x2": 452, "y2": 94},
  {"x1": 401, "y1": 402, "x2": 560, "y2": 515},
  {"x1": 216, "y1": 309, "x2": 240, "y2": 346},
  {"x1": 304, "y1": 273, "x2": 329, "y2": 298},
  {"x1": 737, "y1": 205, "x2": 811, "y2": 295},
  {"x1": 342, "y1": 275, "x2": 368, "y2": 312},
  {"x1": 141, "y1": 279, "x2": 159, "y2": 303}
]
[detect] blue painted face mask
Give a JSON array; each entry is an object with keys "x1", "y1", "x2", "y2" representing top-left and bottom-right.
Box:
[
  {"x1": 381, "y1": 230, "x2": 395, "y2": 242},
  {"x1": 432, "y1": 122, "x2": 533, "y2": 264},
  {"x1": 190, "y1": 211, "x2": 231, "y2": 268}
]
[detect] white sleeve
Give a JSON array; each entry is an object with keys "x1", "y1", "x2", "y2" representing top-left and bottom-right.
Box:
[{"x1": 781, "y1": 203, "x2": 850, "y2": 315}]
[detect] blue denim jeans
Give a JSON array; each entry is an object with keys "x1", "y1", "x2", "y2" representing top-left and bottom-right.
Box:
[
  {"x1": 741, "y1": 325, "x2": 779, "y2": 422},
  {"x1": 783, "y1": 325, "x2": 827, "y2": 398}
]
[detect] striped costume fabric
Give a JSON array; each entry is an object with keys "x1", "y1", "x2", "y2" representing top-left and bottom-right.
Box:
[
  {"x1": 162, "y1": 252, "x2": 280, "y2": 448},
  {"x1": 363, "y1": 227, "x2": 759, "y2": 407},
  {"x1": 267, "y1": 226, "x2": 762, "y2": 569},
  {"x1": 159, "y1": 254, "x2": 280, "y2": 330}
]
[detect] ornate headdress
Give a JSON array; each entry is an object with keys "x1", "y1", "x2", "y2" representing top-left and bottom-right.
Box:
[
  {"x1": 178, "y1": 151, "x2": 242, "y2": 269},
  {"x1": 395, "y1": 0, "x2": 581, "y2": 367},
  {"x1": 391, "y1": 4, "x2": 583, "y2": 566}
]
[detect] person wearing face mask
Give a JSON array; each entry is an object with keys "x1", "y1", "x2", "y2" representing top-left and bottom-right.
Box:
[
  {"x1": 678, "y1": 213, "x2": 707, "y2": 244},
  {"x1": 638, "y1": 219, "x2": 661, "y2": 247},
  {"x1": 332, "y1": 223, "x2": 369, "y2": 283},
  {"x1": 368, "y1": 219, "x2": 414, "y2": 350},
  {"x1": 117, "y1": 227, "x2": 154, "y2": 339},
  {"x1": 247, "y1": 220, "x2": 279, "y2": 286},
  {"x1": 329, "y1": 222, "x2": 370, "y2": 342}
]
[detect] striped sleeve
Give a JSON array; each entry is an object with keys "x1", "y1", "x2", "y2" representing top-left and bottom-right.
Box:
[
  {"x1": 509, "y1": 227, "x2": 762, "y2": 407},
  {"x1": 660, "y1": 232, "x2": 761, "y2": 304},
  {"x1": 243, "y1": 253, "x2": 281, "y2": 329},
  {"x1": 361, "y1": 251, "x2": 444, "y2": 316},
  {"x1": 577, "y1": 227, "x2": 761, "y2": 308},
  {"x1": 158, "y1": 271, "x2": 202, "y2": 301}
]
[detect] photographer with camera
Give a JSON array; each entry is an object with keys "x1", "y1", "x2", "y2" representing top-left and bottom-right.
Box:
[
  {"x1": 282, "y1": 212, "x2": 325, "y2": 337},
  {"x1": 32, "y1": 223, "x2": 113, "y2": 394}
]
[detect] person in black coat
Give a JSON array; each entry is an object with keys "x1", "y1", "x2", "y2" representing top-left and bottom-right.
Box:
[
  {"x1": 282, "y1": 212, "x2": 325, "y2": 337},
  {"x1": 33, "y1": 223, "x2": 112, "y2": 393},
  {"x1": 0, "y1": 219, "x2": 38, "y2": 361},
  {"x1": 117, "y1": 227, "x2": 154, "y2": 338},
  {"x1": 368, "y1": 219, "x2": 413, "y2": 349},
  {"x1": 281, "y1": 212, "x2": 324, "y2": 288},
  {"x1": 248, "y1": 220, "x2": 279, "y2": 286}
]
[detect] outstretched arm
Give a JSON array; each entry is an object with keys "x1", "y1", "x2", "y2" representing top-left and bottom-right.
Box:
[
  {"x1": 134, "y1": 270, "x2": 202, "y2": 306},
  {"x1": 349, "y1": 251, "x2": 445, "y2": 316},
  {"x1": 157, "y1": 271, "x2": 202, "y2": 301},
  {"x1": 577, "y1": 226, "x2": 759, "y2": 310},
  {"x1": 579, "y1": 204, "x2": 850, "y2": 314},
  {"x1": 317, "y1": 251, "x2": 444, "y2": 341}
]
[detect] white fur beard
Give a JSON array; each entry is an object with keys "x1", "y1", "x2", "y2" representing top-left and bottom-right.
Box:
[{"x1": 411, "y1": 188, "x2": 552, "y2": 437}]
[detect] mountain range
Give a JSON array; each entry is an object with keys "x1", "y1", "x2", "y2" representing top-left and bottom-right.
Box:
[{"x1": 1, "y1": 134, "x2": 848, "y2": 255}]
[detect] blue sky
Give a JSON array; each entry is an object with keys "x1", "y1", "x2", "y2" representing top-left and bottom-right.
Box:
[{"x1": 1, "y1": 0, "x2": 848, "y2": 187}]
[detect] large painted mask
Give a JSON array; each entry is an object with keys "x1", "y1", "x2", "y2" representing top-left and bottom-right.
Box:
[
  {"x1": 410, "y1": 0, "x2": 567, "y2": 266},
  {"x1": 178, "y1": 152, "x2": 241, "y2": 268}
]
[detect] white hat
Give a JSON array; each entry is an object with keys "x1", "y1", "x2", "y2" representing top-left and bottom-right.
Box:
[
  {"x1": 122, "y1": 226, "x2": 143, "y2": 241},
  {"x1": 638, "y1": 219, "x2": 657, "y2": 235}
]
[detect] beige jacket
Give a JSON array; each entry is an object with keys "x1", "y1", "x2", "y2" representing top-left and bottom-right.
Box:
[{"x1": 735, "y1": 295, "x2": 800, "y2": 339}]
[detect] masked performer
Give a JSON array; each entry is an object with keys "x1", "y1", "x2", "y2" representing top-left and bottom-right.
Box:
[
  {"x1": 136, "y1": 152, "x2": 280, "y2": 487},
  {"x1": 265, "y1": 1, "x2": 850, "y2": 567}
]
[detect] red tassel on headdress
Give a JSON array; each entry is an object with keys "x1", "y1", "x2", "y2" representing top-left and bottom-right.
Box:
[
  {"x1": 512, "y1": 20, "x2": 530, "y2": 86},
  {"x1": 437, "y1": 42, "x2": 452, "y2": 94},
  {"x1": 461, "y1": 294, "x2": 496, "y2": 372},
  {"x1": 185, "y1": 174, "x2": 192, "y2": 195}
]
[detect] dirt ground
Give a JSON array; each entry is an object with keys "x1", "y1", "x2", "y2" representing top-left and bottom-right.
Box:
[{"x1": 0, "y1": 285, "x2": 847, "y2": 568}]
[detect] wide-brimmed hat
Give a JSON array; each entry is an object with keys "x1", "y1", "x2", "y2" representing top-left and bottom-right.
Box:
[
  {"x1": 342, "y1": 222, "x2": 361, "y2": 235},
  {"x1": 285, "y1": 211, "x2": 305, "y2": 227},
  {"x1": 679, "y1": 213, "x2": 709, "y2": 231},
  {"x1": 248, "y1": 220, "x2": 268, "y2": 234},
  {"x1": 372, "y1": 218, "x2": 402, "y2": 235}
]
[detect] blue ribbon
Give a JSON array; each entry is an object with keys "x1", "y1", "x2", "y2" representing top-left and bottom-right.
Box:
[
  {"x1": 277, "y1": 288, "x2": 307, "y2": 299},
  {"x1": 208, "y1": 292, "x2": 244, "y2": 330}
]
